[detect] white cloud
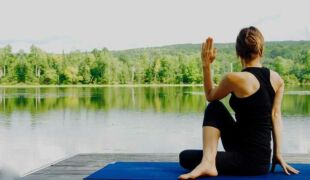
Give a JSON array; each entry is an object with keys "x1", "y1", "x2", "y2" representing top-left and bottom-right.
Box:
[{"x1": 0, "y1": 0, "x2": 309, "y2": 52}]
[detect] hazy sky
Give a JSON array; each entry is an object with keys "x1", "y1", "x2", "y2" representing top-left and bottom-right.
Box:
[{"x1": 0, "y1": 0, "x2": 310, "y2": 52}]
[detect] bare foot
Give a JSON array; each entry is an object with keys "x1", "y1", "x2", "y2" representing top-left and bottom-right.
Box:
[{"x1": 178, "y1": 161, "x2": 218, "y2": 179}]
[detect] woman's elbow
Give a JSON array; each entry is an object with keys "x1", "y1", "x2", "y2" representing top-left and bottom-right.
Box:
[
  {"x1": 205, "y1": 91, "x2": 214, "y2": 102},
  {"x1": 272, "y1": 111, "x2": 281, "y2": 120},
  {"x1": 206, "y1": 94, "x2": 218, "y2": 102},
  {"x1": 206, "y1": 96, "x2": 214, "y2": 102},
  {"x1": 271, "y1": 113, "x2": 283, "y2": 128}
]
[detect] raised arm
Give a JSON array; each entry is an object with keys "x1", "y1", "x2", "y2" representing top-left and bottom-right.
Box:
[
  {"x1": 201, "y1": 37, "x2": 234, "y2": 102},
  {"x1": 270, "y1": 76, "x2": 299, "y2": 175}
]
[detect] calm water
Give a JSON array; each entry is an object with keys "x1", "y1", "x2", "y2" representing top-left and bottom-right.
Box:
[{"x1": 0, "y1": 86, "x2": 309, "y2": 176}]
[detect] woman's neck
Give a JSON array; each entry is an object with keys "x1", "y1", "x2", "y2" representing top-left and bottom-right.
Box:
[{"x1": 241, "y1": 57, "x2": 262, "y2": 68}]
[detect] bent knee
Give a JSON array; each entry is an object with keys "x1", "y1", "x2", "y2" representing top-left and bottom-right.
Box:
[
  {"x1": 205, "y1": 100, "x2": 224, "y2": 111},
  {"x1": 204, "y1": 100, "x2": 228, "y2": 119},
  {"x1": 179, "y1": 149, "x2": 202, "y2": 170},
  {"x1": 179, "y1": 150, "x2": 189, "y2": 167}
]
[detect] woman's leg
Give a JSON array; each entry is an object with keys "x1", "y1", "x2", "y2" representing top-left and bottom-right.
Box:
[
  {"x1": 179, "y1": 127, "x2": 219, "y2": 179},
  {"x1": 180, "y1": 150, "x2": 245, "y2": 175},
  {"x1": 179, "y1": 100, "x2": 240, "y2": 179},
  {"x1": 179, "y1": 149, "x2": 203, "y2": 170},
  {"x1": 202, "y1": 100, "x2": 240, "y2": 152}
]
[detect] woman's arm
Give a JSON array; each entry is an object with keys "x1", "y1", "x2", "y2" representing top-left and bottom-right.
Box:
[
  {"x1": 201, "y1": 37, "x2": 234, "y2": 102},
  {"x1": 271, "y1": 77, "x2": 299, "y2": 175},
  {"x1": 271, "y1": 77, "x2": 284, "y2": 156}
]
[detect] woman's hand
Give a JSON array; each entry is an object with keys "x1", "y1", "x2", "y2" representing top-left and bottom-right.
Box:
[
  {"x1": 201, "y1": 37, "x2": 217, "y2": 67},
  {"x1": 271, "y1": 154, "x2": 300, "y2": 175}
]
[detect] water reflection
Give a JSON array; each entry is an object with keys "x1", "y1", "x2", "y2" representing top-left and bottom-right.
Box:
[
  {"x1": 0, "y1": 86, "x2": 309, "y2": 122},
  {"x1": 0, "y1": 86, "x2": 309, "y2": 176}
]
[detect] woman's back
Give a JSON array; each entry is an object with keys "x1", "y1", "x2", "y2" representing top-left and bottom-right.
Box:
[
  {"x1": 229, "y1": 66, "x2": 276, "y2": 164},
  {"x1": 229, "y1": 66, "x2": 276, "y2": 116}
]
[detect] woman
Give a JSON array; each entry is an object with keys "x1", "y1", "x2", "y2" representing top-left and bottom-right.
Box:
[{"x1": 178, "y1": 26, "x2": 299, "y2": 179}]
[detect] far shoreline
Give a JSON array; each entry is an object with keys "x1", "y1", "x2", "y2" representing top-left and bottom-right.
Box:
[
  {"x1": 0, "y1": 83, "x2": 308, "y2": 88},
  {"x1": 0, "y1": 84, "x2": 205, "y2": 88}
]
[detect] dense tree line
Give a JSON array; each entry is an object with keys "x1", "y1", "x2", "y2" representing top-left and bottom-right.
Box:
[{"x1": 0, "y1": 41, "x2": 309, "y2": 85}]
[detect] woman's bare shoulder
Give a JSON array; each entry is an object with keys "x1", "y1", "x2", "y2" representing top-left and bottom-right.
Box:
[
  {"x1": 222, "y1": 72, "x2": 253, "y2": 91},
  {"x1": 224, "y1": 72, "x2": 245, "y2": 83},
  {"x1": 225, "y1": 72, "x2": 245, "y2": 78},
  {"x1": 269, "y1": 69, "x2": 284, "y2": 92},
  {"x1": 225, "y1": 72, "x2": 254, "y2": 82}
]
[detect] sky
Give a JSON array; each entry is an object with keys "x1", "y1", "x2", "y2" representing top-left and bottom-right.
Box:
[{"x1": 0, "y1": 0, "x2": 310, "y2": 53}]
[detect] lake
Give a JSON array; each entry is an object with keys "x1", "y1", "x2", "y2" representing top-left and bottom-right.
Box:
[{"x1": 0, "y1": 86, "x2": 309, "y2": 176}]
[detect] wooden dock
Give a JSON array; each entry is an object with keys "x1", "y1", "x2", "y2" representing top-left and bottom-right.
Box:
[{"x1": 21, "y1": 153, "x2": 310, "y2": 180}]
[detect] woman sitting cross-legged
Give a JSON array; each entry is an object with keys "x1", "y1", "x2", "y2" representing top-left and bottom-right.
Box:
[{"x1": 178, "y1": 26, "x2": 299, "y2": 179}]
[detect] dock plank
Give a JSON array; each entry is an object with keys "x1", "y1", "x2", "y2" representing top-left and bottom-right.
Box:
[{"x1": 21, "y1": 153, "x2": 310, "y2": 180}]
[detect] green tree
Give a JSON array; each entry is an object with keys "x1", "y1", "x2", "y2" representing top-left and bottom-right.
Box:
[
  {"x1": 29, "y1": 45, "x2": 48, "y2": 80},
  {"x1": 0, "y1": 45, "x2": 13, "y2": 78}
]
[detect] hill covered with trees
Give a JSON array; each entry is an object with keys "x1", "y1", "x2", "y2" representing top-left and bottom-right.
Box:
[{"x1": 0, "y1": 41, "x2": 309, "y2": 85}]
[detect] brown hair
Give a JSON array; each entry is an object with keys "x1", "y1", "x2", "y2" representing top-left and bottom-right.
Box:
[{"x1": 235, "y1": 26, "x2": 264, "y2": 61}]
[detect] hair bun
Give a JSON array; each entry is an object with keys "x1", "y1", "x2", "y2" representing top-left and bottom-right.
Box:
[
  {"x1": 235, "y1": 26, "x2": 264, "y2": 61},
  {"x1": 245, "y1": 33, "x2": 259, "y2": 52}
]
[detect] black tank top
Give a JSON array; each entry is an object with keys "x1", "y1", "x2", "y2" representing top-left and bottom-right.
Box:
[{"x1": 229, "y1": 66, "x2": 276, "y2": 164}]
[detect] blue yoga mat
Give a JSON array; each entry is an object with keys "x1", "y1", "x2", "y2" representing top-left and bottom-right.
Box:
[{"x1": 84, "y1": 162, "x2": 309, "y2": 180}]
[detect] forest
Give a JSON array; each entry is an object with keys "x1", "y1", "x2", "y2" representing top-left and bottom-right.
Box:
[{"x1": 0, "y1": 41, "x2": 309, "y2": 85}]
